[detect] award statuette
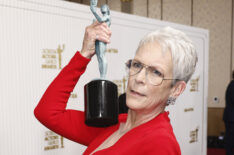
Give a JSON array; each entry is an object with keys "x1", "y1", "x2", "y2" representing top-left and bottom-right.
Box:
[{"x1": 84, "y1": 0, "x2": 118, "y2": 127}]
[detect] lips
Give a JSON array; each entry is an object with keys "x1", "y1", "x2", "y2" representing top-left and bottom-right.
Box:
[{"x1": 131, "y1": 89, "x2": 146, "y2": 97}]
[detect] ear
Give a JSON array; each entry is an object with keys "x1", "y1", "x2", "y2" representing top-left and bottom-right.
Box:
[{"x1": 170, "y1": 81, "x2": 187, "y2": 98}]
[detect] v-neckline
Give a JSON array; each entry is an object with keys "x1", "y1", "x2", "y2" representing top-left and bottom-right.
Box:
[
  {"x1": 90, "y1": 112, "x2": 167, "y2": 154},
  {"x1": 90, "y1": 114, "x2": 127, "y2": 155}
]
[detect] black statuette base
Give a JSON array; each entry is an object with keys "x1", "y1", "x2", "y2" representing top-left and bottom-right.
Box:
[{"x1": 84, "y1": 80, "x2": 118, "y2": 127}]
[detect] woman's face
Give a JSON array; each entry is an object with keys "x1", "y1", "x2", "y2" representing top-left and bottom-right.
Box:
[{"x1": 126, "y1": 41, "x2": 174, "y2": 114}]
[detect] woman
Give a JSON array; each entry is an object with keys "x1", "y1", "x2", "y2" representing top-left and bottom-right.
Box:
[{"x1": 34, "y1": 21, "x2": 197, "y2": 155}]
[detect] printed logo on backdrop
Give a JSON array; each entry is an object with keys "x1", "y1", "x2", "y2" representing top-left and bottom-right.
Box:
[
  {"x1": 113, "y1": 76, "x2": 127, "y2": 96},
  {"x1": 184, "y1": 107, "x2": 194, "y2": 112},
  {"x1": 41, "y1": 44, "x2": 65, "y2": 69},
  {"x1": 189, "y1": 127, "x2": 199, "y2": 143},
  {"x1": 70, "y1": 92, "x2": 78, "y2": 98},
  {"x1": 190, "y1": 76, "x2": 200, "y2": 92},
  {"x1": 44, "y1": 130, "x2": 64, "y2": 151},
  {"x1": 69, "y1": 91, "x2": 78, "y2": 102},
  {"x1": 105, "y1": 48, "x2": 118, "y2": 53}
]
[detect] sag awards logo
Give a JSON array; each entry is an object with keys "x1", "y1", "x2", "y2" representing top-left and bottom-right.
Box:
[
  {"x1": 70, "y1": 92, "x2": 78, "y2": 99},
  {"x1": 41, "y1": 44, "x2": 65, "y2": 69},
  {"x1": 190, "y1": 76, "x2": 200, "y2": 92},
  {"x1": 189, "y1": 127, "x2": 199, "y2": 143},
  {"x1": 184, "y1": 107, "x2": 194, "y2": 112},
  {"x1": 105, "y1": 48, "x2": 118, "y2": 54},
  {"x1": 113, "y1": 76, "x2": 127, "y2": 96},
  {"x1": 44, "y1": 130, "x2": 64, "y2": 151}
]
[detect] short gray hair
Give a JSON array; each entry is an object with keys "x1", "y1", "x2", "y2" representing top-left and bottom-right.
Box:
[{"x1": 136, "y1": 27, "x2": 198, "y2": 85}]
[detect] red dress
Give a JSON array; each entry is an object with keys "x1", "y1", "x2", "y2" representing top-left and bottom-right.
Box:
[{"x1": 34, "y1": 52, "x2": 181, "y2": 155}]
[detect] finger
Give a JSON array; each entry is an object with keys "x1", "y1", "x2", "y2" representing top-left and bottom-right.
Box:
[
  {"x1": 94, "y1": 24, "x2": 112, "y2": 38},
  {"x1": 89, "y1": 22, "x2": 111, "y2": 43},
  {"x1": 101, "y1": 22, "x2": 109, "y2": 29},
  {"x1": 100, "y1": 23, "x2": 111, "y2": 35},
  {"x1": 101, "y1": 26, "x2": 112, "y2": 36},
  {"x1": 95, "y1": 32, "x2": 111, "y2": 43},
  {"x1": 95, "y1": 34, "x2": 99, "y2": 40}
]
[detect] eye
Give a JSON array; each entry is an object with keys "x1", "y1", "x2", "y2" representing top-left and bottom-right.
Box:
[
  {"x1": 150, "y1": 68, "x2": 162, "y2": 77},
  {"x1": 132, "y1": 61, "x2": 142, "y2": 68}
]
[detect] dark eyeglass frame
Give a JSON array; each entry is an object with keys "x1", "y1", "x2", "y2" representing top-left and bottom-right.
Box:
[{"x1": 125, "y1": 59, "x2": 180, "y2": 86}]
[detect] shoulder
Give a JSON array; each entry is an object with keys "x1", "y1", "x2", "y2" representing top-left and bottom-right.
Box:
[
  {"x1": 230, "y1": 80, "x2": 234, "y2": 87},
  {"x1": 137, "y1": 133, "x2": 181, "y2": 155},
  {"x1": 138, "y1": 113, "x2": 181, "y2": 154},
  {"x1": 228, "y1": 80, "x2": 234, "y2": 87},
  {"x1": 122, "y1": 132, "x2": 181, "y2": 155},
  {"x1": 227, "y1": 80, "x2": 234, "y2": 92},
  {"x1": 117, "y1": 113, "x2": 181, "y2": 155}
]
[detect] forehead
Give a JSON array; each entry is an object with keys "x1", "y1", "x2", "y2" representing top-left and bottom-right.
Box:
[{"x1": 134, "y1": 42, "x2": 173, "y2": 73}]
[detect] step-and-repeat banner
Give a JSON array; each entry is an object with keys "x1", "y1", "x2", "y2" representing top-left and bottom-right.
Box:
[{"x1": 0, "y1": 0, "x2": 209, "y2": 155}]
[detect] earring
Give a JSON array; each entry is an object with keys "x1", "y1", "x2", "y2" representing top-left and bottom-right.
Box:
[{"x1": 166, "y1": 97, "x2": 176, "y2": 106}]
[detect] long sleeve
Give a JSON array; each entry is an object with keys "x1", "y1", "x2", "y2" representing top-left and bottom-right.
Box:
[{"x1": 34, "y1": 51, "x2": 105, "y2": 146}]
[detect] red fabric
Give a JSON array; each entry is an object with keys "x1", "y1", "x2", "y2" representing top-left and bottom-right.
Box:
[{"x1": 34, "y1": 52, "x2": 181, "y2": 155}]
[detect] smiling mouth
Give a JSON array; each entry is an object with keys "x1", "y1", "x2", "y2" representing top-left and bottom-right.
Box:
[{"x1": 131, "y1": 90, "x2": 146, "y2": 97}]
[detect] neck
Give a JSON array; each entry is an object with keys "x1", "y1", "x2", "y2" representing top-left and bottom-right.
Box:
[{"x1": 120, "y1": 105, "x2": 165, "y2": 133}]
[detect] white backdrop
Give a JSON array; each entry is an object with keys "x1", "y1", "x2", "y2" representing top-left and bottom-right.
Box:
[{"x1": 0, "y1": 0, "x2": 209, "y2": 155}]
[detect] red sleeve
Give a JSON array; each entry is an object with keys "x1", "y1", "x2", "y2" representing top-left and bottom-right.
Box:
[{"x1": 34, "y1": 51, "x2": 105, "y2": 146}]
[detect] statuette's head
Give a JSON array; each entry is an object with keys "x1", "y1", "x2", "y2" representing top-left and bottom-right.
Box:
[
  {"x1": 101, "y1": 4, "x2": 109, "y2": 15},
  {"x1": 90, "y1": 0, "x2": 98, "y2": 6}
]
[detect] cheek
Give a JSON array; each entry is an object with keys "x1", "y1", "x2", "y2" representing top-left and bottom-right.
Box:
[
  {"x1": 126, "y1": 76, "x2": 134, "y2": 91},
  {"x1": 145, "y1": 90, "x2": 161, "y2": 106},
  {"x1": 146, "y1": 86, "x2": 171, "y2": 104},
  {"x1": 126, "y1": 78, "x2": 130, "y2": 92}
]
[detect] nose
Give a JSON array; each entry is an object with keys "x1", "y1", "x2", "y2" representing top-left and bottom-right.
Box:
[{"x1": 135, "y1": 67, "x2": 146, "y2": 84}]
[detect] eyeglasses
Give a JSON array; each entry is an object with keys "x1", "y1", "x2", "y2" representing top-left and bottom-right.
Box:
[{"x1": 125, "y1": 59, "x2": 179, "y2": 86}]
